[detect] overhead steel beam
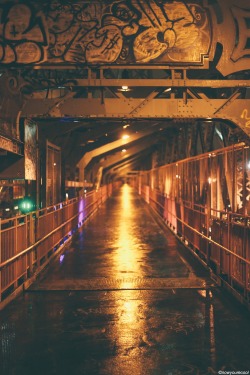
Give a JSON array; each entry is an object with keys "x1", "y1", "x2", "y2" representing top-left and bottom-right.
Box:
[
  {"x1": 107, "y1": 159, "x2": 142, "y2": 179},
  {"x1": 58, "y1": 78, "x2": 250, "y2": 89},
  {"x1": 77, "y1": 126, "x2": 161, "y2": 185},
  {"x1": 0, "y1": 134, "x2": 23, "y2": 155},
  {"x1": 22, "y1": 98, "x2": 250, "y2": 137},
  {"x1": 85, "y1": 135, "x2": 158, "y2": 185},
  {"x1": 99, "y1": 138, "x2": 156, "y2": 170},
  {"x1": 105, "y1": 149, "x2": 151, "y2": 175}
]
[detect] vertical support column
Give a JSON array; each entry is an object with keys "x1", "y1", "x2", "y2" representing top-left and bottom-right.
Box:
[
  {"x1": 0, "y1": 218, "x2": 2, "y2": 303},
  {"x1": 227, "y1": 212, "x2": 231, "y2": 285},
  {"x1": 14, "y1": 217, "x2": 18, "y2": 288},
  {"x1": 243, "y1": 147, "x2": 248, "y2": 298},
  {"x1": 206, "y1": 157, "x2": 212, "y2": 266},
  {"x1": 28, "y1": 212, "x2": 35, "y2": 276}
]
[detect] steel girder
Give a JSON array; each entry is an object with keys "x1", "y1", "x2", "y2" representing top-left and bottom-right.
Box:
[
  {"x1": 86, "y1": 136, "x2": 158, "y2": 183},
  {"x1": 22, "y1": 97, "x2": 250, "y2": 137},
  {"x1": 77, "y1": 127, "x2": 161, "y2": 183},
  {"x1": 99, "y1": 138, "x2": 157, "y2": 170}
]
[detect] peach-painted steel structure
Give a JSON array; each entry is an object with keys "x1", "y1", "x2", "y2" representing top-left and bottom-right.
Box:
[
  {"x1": 134, "y1": 143, "x2": 250, "y2": 304},
  {"x1": 1, "y1": 0, "x2": 250, "y2": 308}
]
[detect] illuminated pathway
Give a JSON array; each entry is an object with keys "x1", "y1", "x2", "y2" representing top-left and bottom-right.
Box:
[{"x1": 0, "y1": 185, "x2": 250, "y2": 375}]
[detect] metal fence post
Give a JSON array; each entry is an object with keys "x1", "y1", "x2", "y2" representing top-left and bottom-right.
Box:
[{"x1": 0, "y1": 218, "x2": 2, "y2": 302}]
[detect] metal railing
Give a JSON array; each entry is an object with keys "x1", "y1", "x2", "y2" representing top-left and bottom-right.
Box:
[
  {"x1": 139, "y1": 185, "x2": 250, "y2": 303},
  {"x1": 135, "y1": 143, "x2": 250, "y2": 305},
  {"x1": 0, "y1": 183, "x2": 116, "y2": 306}
]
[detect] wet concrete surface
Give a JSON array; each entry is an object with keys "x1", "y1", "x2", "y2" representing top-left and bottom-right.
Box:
[{"x1": 1, "y1": 185, "x2": 250, "y2": 375}]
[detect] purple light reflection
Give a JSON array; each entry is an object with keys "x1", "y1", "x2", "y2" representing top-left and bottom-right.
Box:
[
  {"x1": 59, "y1": 254, "x2": 65, "y2": 264},
  {"x1": 78, "y1": 198, "x2": 85, "y2": 226}
]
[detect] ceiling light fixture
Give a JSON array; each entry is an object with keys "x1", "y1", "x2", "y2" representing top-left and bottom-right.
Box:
[
  {"x1": 118, "y1": 85, "x2": 131, "y2": 92},
  {"x1": 122, "y1": 134, "x2": 130, "y2": 140}
]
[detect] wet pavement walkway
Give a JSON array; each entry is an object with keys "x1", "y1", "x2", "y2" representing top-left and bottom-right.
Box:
[{"x1": 0, "y1": 184, "x2": 250, "y2": 375}]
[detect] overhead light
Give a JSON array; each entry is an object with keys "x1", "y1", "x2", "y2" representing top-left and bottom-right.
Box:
[
  {"x1": 123, "y1": 124, "x2": 130, "y2": 129},
  {"x1": 118, "y1": 85, "x2": 131, "y2": 92},
  {"x1": 122, "y1": 134, "x2": 130, "y2": 140},
  {"x1": 164, "y1": 88, "x2": 171, "y2": 92},
  {"x1": 206, "y1": 117, "x2": 213, "y2": 122}
]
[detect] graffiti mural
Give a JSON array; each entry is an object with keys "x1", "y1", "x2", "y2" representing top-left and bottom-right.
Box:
[
  {"x1": 0, "y1": 0, "x2": 211, "y2": 65},
  {"x1": 0, "y1": 2, "x2": 48, "y2": 63}
]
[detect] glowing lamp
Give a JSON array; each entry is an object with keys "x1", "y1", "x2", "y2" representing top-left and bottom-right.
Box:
[{"x1": 19, "y1": 197, "x2": 34, "y2": 214}]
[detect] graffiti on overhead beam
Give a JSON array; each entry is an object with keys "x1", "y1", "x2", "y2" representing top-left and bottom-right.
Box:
[
  {"x1": 0, "y1": 0, "x2": 210, "y2": 65},
  {"x1": 0, "y1": 3, "x2": 48, "y2": 63}
]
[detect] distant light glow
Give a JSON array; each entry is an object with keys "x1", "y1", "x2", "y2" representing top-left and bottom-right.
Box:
[
  {"x1": 208, "y1": 177, "x2": 212, "y2": 184},
  {"x1": 78, "y1": 198, "x2": 85, "y2": 224},
  {"x1": 59, "y1": 254, "x2": 65, "y2": 264},
  {"x1": 122, "y1": 134, "x2": 130, "y2": 140},
  {"x1": 123, "y1": 124, "x2": 130, "y2": 129},
  {"x1": 5, "y1": 208, "x2": 10, "y2": 212},
  {"x1": 20, "y1": 198, "x2": 33, "y2": 213},
  {"x1": 53, "y1": 162, "x2": 56, "y2": 166},
  {"x1": 122, "y1": 149, "x2": 126, "y2": 153},
  {"x1": 164, "y1": 88, "x2": 171, "y2": 92},
  {"x1": 66, "y1": 193, "x2": 69, "y2": 199},
  {"x1": 247, "y1": 161, "x2": 250, "y2": 169}
]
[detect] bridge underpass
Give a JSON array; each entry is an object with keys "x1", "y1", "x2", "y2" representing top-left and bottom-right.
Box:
[{"x1": 0, "y1": 0, "x2": 250, "y2": 374}]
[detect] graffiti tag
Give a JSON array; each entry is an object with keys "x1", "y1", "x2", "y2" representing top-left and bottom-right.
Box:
[{"x1": 240, "y1": 109, "x2": 250, "y2": 128}]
